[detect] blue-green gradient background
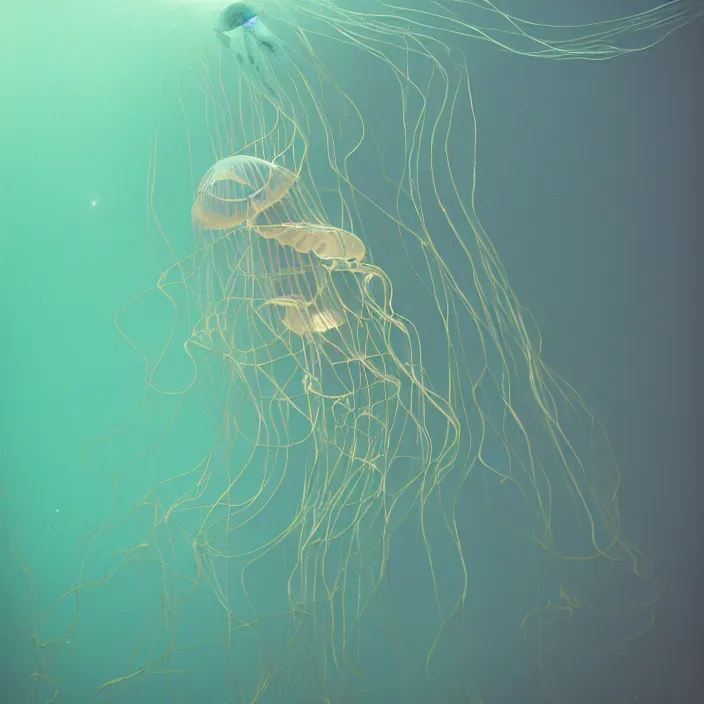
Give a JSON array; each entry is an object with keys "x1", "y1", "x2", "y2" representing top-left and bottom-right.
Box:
[{"x1": 1, "y1": 1, "x2": 702, "y2": 702}]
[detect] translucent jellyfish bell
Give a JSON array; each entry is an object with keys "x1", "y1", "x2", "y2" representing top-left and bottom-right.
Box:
[
  {"x1": 214, "y1": 2, "x2": 284, "y2": 91},
  {"x1": 192, "y1": 155, "x2": 297, "y2": 231},
  {"x1": 266, "y1": 296, "x2": 345, "y2": 336},
  {"x1": 254, "y1": 222, "x2": 367, "y2": 262}
]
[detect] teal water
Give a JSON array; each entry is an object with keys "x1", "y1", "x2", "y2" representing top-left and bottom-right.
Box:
[{"x1": 2, "y1": 2, "x2": 702, "y2": 703}]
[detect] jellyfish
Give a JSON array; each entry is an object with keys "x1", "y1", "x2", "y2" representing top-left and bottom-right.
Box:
[
  {"x1": 254, "y1": 222, "x2": 366, "y2": 262},
  {"x1": 214, "y1": 2, "x2": 284, "y2": 92},
  {"x1": 265, "y1": 295, "x2": 345, "y2": 335},
  {"x1": 191, "y1": 154, "x2": 297, "y2": 230},
  {"x1": 155, "y1": 0, "x2": 694, "y2": 685}
]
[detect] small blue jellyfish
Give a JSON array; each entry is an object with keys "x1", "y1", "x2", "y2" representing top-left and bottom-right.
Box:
[{"x1": 215, "y1": 2, "x2": 284, "y2": 92}]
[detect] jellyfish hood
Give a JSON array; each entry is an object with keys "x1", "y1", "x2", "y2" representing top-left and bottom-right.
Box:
[
  {"x1": 214, "y1": 2, "x2": 260, "y2": 50},
  {"x1": 214, "y1": 1, "x2": 284, "y2": 93}
]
